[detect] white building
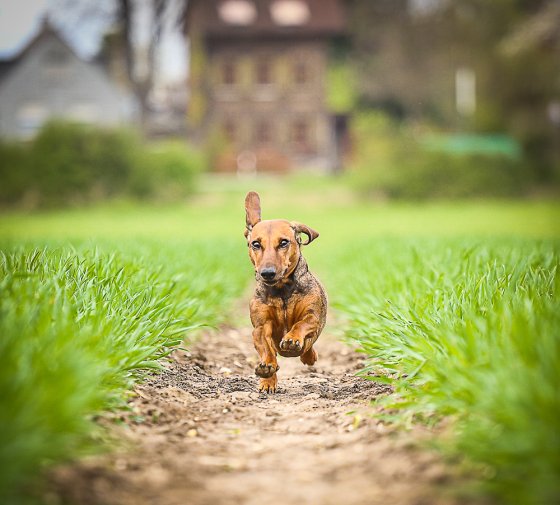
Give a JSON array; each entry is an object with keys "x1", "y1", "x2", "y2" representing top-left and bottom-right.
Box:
[{"x1": 0, "y1": 20, "x2": 137, "y2": 139}]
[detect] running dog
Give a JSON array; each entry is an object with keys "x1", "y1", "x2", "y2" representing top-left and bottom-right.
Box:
[{"x1": 244, "y1": 191, "x2": 327, "y2": 393}]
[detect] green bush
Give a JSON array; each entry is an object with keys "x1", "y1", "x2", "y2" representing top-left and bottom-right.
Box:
[
  {"x1": 0, "y1": 141, "x2": 32, "y2": 204},
  {"x1": 29, "y1": 121, "x2": 138, "y2": 205},
  {"x1": 128, "y1": 141, "x2": 204, "y2": 200},
  {"x1": 0, "y1": 121, "x2": 204, "y2": 208},
  {"x1": 349, "y1": 112, "x2": 531, "y2": 199},
  {"x1": 389, "y1": 151, "x2": 528, "y2": 199}
]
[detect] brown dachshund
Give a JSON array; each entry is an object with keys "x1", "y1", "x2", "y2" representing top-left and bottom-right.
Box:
[{"x1": 244, "y1": 191, "x2": 328, "y2": 393}]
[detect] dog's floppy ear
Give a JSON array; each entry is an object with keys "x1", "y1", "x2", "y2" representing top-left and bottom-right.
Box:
[
  {"x1": 291, "y1": 222, "x2": 319, "y2": 246},
  {"x1": 245, "y1": 191, "x2": 261, "y2": 236}
]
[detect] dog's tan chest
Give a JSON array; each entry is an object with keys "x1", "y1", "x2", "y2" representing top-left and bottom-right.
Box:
[{"x1": 252, "y1": 294, "x2": 311, "y2": 339}]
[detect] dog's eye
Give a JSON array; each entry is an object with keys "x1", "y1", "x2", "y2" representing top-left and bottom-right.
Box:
[
  {"x1": 251, "y1": 241, "x2": 261, "y2": 250},
  {"x1": 279, "y1": 239, "x2": 290, "y2": 248}
]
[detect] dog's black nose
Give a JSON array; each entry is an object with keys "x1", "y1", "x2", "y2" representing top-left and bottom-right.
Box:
[{"x1": 260, "y1": 268, "x2": 276, "y2": 281}]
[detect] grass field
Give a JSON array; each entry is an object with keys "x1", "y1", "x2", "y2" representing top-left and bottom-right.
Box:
[
  {"x1": 1, "y1": 175, "x2": 559, "y2": 504},
  {"x1": 339, "y1": 239, "x2": 559, "y2": 504},
  {"x1": 0, "y1": 238, "x2": 248, "y2": 503},
  {"x1": 1, "y1": 177, "x2": 558, "y2": 244}
]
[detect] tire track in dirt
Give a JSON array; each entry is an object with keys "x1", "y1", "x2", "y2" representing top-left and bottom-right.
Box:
[{"x1": 48, "y1": 325, "x2": 469, "y2": 505}]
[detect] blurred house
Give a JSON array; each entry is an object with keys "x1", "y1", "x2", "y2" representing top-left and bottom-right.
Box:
[
  {"x1": 184, "y1": 0, "x2": 347, "y2": 173},
  {"x1": 0, "y1": 20, "x2": 136, "y2": 140}
]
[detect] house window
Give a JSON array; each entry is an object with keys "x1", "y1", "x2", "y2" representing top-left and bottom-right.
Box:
[
  {"x1": 218, "y1": 0, "x2": 257, "y2": 25},
  {"x1": 294, "y1": 61, "x2": 308, "y2": 84},
  {"x1": 270, "y1": 0, "x2": 310, "y2": 26},
  {"x1": 223, "y1": 118, "x2": 236, "y2": 143},
  {"x1": 255, "y1": 120, "x2": 273, "y2": 144},
  {"x1": 16, "y1": 103, "x2": 48, "y2": 139},
  {"x1": 293, "y1": 119, "x2": 308, "y2": 144},
  {"x1": 68, "y1": 103, "x2": 98, "y2": 123},
  {"x1": 292, "y1": 118, "x2": 314, "y2": 152},
  {"x1": 222, "y1": 61, "x2": 236, "y2": 85},
  {"x1": 43, "y1": 47, "x2": 70, "y2": 78},
  {"x1": 256, "y1": 60, "x2": 272, "y2": 85},
  {"x1": 44, "y1": 47, "x2": 68, "y2": 67}
]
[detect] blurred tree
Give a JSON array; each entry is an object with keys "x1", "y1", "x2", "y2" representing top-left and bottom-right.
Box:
[
  {"x1": 497, "y1": 1, "x2": 560, "y2": 182},
  {"x1": 439, "y1": 0, "x2": 559, "y2": 182},
  {"x1": 50, "y1": 0, "x2": 187, "y2": 132},
  {"x1": 347, "y1": 0, "x2": 559, "y2": 183},
  {"x1": 347, "y1": 0, "x2": 453, "y2": 120},
  {"x1": 116, "y1": 0, "x2": 165, "y2": 130}
]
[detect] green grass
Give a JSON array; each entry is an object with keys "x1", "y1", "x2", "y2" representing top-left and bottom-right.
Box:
[
  {"x1": 0, "y1": 240, "x2": 248, "y2": 503},
  {"x1": 339, "y1": 238, "x2": 559, "y2": 505},
  {"x1": 1, "y1": 175, "x2": 559, "y2": 504},
  {"x1": 0, "y1": 174, "x2": 558, "y2": 244}
]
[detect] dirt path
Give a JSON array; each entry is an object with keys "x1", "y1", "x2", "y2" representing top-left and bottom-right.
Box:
[{"x1": 48, "y1": 324, "x2": 467, "y2": 505}]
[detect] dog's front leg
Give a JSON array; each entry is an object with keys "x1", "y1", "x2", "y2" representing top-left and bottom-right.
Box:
[
  {"x1": 252, "y1": 322, "x2": 278, "y2": 393},
  {"x1": 279, "y1": 313, "x2": 320, "y2": 364}
]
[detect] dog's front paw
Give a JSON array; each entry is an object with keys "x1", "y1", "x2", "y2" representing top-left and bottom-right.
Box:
[
  {"x1": 279, "y1": 336, "x2": 304, "y2": 356},
  {"x1": 259, "y1": 376, "x2": 277, "y2": 393},
  {"x1": 255, "y1": 362, "x2": 278, "y2": 379}
]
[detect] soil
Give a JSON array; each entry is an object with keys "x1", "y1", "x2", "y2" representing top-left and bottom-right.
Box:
[{"x1": 47, "y1": 323, "x2": 472, "y2": 505}]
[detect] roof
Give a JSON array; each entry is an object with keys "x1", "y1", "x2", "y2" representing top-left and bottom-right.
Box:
[
  {"x1": 0, "y1": 18, "x2": 132, "y2": 103},
  {"x1": 184, "y1": 0, "x2": 347, "y2": 39},
  {"x1": 0, "y1": 19, "x2": 80, "y2": 84}
]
